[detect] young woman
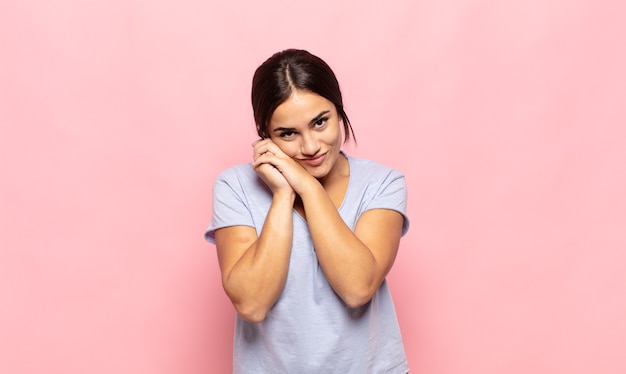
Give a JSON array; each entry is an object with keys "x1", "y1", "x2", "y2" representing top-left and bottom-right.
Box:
[{"x1": 205, "y1": 49, "x2": 410, "y2": 373}]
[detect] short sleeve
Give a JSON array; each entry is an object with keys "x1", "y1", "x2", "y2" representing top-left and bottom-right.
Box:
[
  {"x1": 204, "y1": 169, "x2": 255, "y2": 244},
  {"x1": 362, "y1": 171, "x2": 410, "y2": 236}
]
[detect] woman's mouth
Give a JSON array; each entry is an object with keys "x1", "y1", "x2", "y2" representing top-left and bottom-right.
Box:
[{"x1": 300, "y1": 153, "x2": 326, "y2": 167}]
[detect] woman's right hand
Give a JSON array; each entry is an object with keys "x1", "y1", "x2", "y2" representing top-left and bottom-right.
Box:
[{"x1": 252, "y1": 140, "x2": 294, "y2": 196}]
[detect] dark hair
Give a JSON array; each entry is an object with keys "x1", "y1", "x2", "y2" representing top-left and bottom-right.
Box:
[{"x1": 251, "y1": 49, "x2": 355, "y2": 143}]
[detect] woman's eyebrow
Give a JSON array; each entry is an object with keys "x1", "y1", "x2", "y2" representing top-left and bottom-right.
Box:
[
  {"x1": 308, "y1": 110, "x2": 330, "y2": 125},
  {"x1": 272, "y1": 126, "x2": 295, "y2": 133}
]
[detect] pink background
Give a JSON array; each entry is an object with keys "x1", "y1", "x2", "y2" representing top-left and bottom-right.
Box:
[{"x1": 1, "y1": 0, "x2": 625, "y2": 373}]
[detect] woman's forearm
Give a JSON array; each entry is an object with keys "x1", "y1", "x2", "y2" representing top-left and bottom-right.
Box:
[
  {"x1": 219, "y1": 192, "x2": 295, "y2": 322},
  {"x1": 299, "y1": 184, "x2": 382, "y2": 308}
]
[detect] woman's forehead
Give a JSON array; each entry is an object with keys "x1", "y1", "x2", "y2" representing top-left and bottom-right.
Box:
[{"x1": 271, "y1": 92, "x2": 334, "y2": 125}]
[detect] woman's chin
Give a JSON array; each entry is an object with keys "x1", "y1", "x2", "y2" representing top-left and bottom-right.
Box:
[{"x1": 305, "y1": 166, "x2": 328, "y2": 180}]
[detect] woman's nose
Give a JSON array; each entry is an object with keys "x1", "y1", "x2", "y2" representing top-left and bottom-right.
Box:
[{"x1": 301, "y1": 133, "x2": 321, "y2": 156}]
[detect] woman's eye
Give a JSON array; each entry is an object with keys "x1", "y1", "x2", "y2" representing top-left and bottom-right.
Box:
[
  {"x1": 280, "y1": 131, "x2": 296, "y2": 138},
  {"x1": 314, "y1": 117, "x2": 328, "y2": 128}
]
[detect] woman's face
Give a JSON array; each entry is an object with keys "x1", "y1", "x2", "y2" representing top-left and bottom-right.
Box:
[{"x1": 268, "y1": 90, "x2": 344, "y2": 181}]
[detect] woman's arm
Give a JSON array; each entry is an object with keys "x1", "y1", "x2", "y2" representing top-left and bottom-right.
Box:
[
  {"x1": 214, "y1": 161, "x2": 296, "y2": 323},
  {"x1": 299, "y1": 183, "x2": 404, "y2": 308}
]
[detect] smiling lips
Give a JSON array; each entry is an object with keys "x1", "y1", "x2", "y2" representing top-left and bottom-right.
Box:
[{"x1": 300, "y1": 153, "x2": 326, "y2": 167}]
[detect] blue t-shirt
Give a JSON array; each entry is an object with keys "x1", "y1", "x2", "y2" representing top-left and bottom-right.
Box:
[{"x1": 206, "y1": 154, "x2": 410, "y2": 374}]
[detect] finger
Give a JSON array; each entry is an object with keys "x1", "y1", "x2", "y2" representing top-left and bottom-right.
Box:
[
  {"x1": 254, "y1": 141, "x2": 286, "y2": 159},
  {"x1": 252, "y1": 140, "x2": 279, "y2": 160},
  {"x1": 252, "y1": 142, "x2": 266, "y2": 160},
  {"x1": 252, "y1": 152, "x2": 275, "y2": 168},
  {"x1": 252, "y1": 152, "x2": 289, "y2": 172},
  {"x1": 253, "y1": 149, "x2": 274, "y2": 162}
]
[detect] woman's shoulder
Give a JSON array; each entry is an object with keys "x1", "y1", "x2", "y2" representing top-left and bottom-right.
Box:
[
  {"x1": 213, "y1": 162, "x2": 269, "y2": 198},
  {"x1": 346, "y1": 154, "x2": 405, "y2": 180},
  {"x1": 215, "y1": 162, "x2": 255, "y2": 181},
  {"x1": 212, "y1": 163, "x2": 261, "y2": 191}
]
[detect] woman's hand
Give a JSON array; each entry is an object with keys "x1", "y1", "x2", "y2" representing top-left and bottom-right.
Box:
[
  {"x1": 252, "y1": 140, "x2": 293, "y2": 196},
  {"x1": 252, "y1": 139, "x2": 316, "y2": 196}
]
